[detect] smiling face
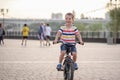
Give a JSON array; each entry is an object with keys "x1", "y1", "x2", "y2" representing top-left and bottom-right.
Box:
[{"x1": 65, "y1": 13, "x2": 74, "y2": 27}]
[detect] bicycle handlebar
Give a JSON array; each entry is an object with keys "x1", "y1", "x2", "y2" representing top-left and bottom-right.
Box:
[
  {"x1": 76, "y1": 41, "x2": 84, "y2": 45},
  {"x1": 53, "y1": 41, "x2": 84, "y2": 45}
]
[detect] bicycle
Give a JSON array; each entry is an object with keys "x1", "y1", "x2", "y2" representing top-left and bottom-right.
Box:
[{"x1": 53, "y1": 41, "x2": 84, "y2": 80}]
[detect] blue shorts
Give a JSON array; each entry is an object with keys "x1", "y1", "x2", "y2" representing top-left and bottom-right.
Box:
[{"x1": 60, "y1": 43, "x2": 77, "y2": 52}]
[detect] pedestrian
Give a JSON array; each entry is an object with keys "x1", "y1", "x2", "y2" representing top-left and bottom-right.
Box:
[
  {"x1": 21, "y1": 24, "x2": 29, "y2": 46},
  {"x1": 53, "y1": 12, "x2": 84, "y2": 70},
  {"x1": 0, "y1": 23, "x2": 5, "y2": 45},
  {"x1": 45, "y1": 23, "x2": 52, "y2": 46},
  {"x1": 38, "y1": 23, "x2": 46, "y2": 46}
]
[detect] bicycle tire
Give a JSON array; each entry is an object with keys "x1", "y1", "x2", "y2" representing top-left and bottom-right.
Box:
[
  {"x1": 64, "y1": 63, "x2": 74, "y2": 80},
  {"x1": 63, "y1": 63, "x2": 67, "y2": 80}
]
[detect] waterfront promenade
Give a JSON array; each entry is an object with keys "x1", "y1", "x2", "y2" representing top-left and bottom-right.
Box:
[{"x1": 0, "y1": 39, "x2": 120, "y2": 80}]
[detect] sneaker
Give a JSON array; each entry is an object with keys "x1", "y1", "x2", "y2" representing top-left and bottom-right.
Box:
[
  {"x1": 74, "y1": 63, "x2": 78, "y2": 70},
  {"x1": 56, "y1": 63, "x2": 62, "y2": 70}
]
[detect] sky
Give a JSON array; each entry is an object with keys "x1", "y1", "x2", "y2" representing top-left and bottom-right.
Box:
[{"x1": 0, "y1": 0, "x2": 110, "y2": 19}]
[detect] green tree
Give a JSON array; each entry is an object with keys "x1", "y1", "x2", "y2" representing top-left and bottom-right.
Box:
[
  {"x1": 109, "y1": 8, "x2": 120, "y2": 31},
  {"x1": 74, "y1": 21, "x2": 86, "y2": 31},
  {"x1": 89, "y1": 23, "x2": 102, "y2": 31},
  {"x1": 106, "y1": 2, "x2": 120, "y2": 31}
]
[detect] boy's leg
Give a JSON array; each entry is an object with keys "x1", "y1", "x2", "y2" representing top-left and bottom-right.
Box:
[
  {"x1": 59, "y1": 44, "x2": 66, "y2": 63},
  {"x1": 59, "y1": 51, "x2": 66, "y2": 63},
  {"x1": 71, "y1": 45, "x2": 78, "y2": 70},
  {"x1": 72, "y1": 52, "x2": 77, "y2": 62},
  {"x1": 57, "y1": 44, "x2": 66, "y2": 70},
  {"x1": 72, "y1": 52, "x2": 78, "y2": 70},
  {"x1": 57, "y1": 51, "x2": 65, "y2": 70}
]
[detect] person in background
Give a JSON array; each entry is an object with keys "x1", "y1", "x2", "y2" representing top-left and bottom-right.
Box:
[
  {"x1": 45, "y1": 23, "x2": 52, "y2": 46},
  {"x1": 53, "y1": 12, "x2": 84, "y2": 70},
  {"x1": 0, "y1": 23, "x2": 5, "y2": 45},
  {"x1": 21, "y1": 24, "x2": 29, "y2": 46},
  {"x1": 38, "y1": 23, "x2": 46, "y2": 46}
]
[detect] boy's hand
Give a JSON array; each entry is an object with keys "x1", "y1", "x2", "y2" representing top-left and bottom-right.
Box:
[{"x1": 80, "y1": 41, "x2": 84, "y2": 45}]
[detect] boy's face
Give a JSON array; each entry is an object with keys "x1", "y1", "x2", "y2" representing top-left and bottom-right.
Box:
[{"x1": 65, "y1": 15, "x2": 73, "y2": 25}]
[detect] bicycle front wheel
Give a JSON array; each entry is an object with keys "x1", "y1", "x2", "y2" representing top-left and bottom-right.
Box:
[{"x1": 64, "y1": 63, "x2": 74, "y2": 80}]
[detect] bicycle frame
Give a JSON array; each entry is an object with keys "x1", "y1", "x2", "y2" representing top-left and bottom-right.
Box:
[
  {"x1": 53, "y1": 41, "x2": 84, "y2": 80},
  {"x1": 62, "y1": 44, "x2": 75, "y2": 80}
]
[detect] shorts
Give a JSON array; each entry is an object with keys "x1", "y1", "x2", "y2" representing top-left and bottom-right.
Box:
[
  {"x1": 46, "y1": 35, "x2": 50, "y2": 40},
  {"x1": 23, "y1": 36, "x2": 28, "y2": 39},
  {"x1": 60, "y1": 43, "x2": 77, "y2": 53}
]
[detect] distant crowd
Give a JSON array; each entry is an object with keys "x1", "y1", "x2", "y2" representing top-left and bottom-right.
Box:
[{"x1": 0, "y1": 22, "x2": 52, "y2": 47}]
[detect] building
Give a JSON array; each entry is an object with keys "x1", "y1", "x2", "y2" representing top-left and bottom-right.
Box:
[
  {"x1": 51, "y1": 13, "x2": 63, "y2": 20},
  {"x1": 105, "y1": 12, "x2": 111, "y2": 21}
]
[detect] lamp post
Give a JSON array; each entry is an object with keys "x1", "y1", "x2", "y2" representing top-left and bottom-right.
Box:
[
  {"x1": 108, "y1": 0, "x2": 120, "y2": 44},
  {"x1": 0, "y1": 9, "x2": 8, "y2": 28}
]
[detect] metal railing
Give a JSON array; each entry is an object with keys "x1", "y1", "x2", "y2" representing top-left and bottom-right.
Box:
[
  {"x1": 4, "y1": 31, "x2": 120, "y2": 43},
  {"x1": 5, "y1": 31, "x2": 120, "y2": 38}
]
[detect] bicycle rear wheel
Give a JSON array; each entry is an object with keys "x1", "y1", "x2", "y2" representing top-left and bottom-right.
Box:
[{"x1": 64, "y1": 63, "x2": 74, "y2": 80}]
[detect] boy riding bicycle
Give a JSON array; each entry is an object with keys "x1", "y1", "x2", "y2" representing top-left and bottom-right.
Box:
[{"x1": 53, "y1": 12, "x2": 84, "y2": 70}]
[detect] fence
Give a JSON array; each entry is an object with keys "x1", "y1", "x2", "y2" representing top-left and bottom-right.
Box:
[{"x1": 5, "y1": 31, "x2": 120, "y2": 43}]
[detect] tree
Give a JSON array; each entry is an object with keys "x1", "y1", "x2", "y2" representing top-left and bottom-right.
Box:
[
  {"x1": 74, "y1": 22, "x2": 86, "y2": 31},
  {"x1": 89, "y1": 23, "x2": 102, "y2": 31},
  {"x1": 109, "y1": 7, "x2": 120, "y2": 31},
  {"x1": 106, "y1": 1, "x2": 120, "y2": 32}
]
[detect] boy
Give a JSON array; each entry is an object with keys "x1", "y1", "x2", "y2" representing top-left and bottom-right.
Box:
[
  {"x1": 21, "y1": 24, "x2": 29, "y2": 46},
  {"x1": 53, "y1": 12, "x2": 84, "y2": 70}
]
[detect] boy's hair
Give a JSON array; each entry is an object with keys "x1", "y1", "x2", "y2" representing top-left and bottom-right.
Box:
[
  {"x1": 46, "y1": 23, "x2": 49, "y2": 26},
  {"x1": 24, "y1": 24, "x2": 27, "y2": 26},
  {"x1": 65, "y1": 12, "x2": 74, "y2": 20}
]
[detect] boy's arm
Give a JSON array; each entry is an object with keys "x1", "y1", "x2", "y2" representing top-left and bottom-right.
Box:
[
  {"x1": 76, "y1": 31, "x2": 84, "y2": 44},
  {"x1": 54, "y1": 31, "x2": 61, "y2": 43}
]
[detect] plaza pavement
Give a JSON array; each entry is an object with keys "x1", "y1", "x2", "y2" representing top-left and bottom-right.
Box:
[{"x1": 0, "y1": 39, "x2": 120, "y2": 80}]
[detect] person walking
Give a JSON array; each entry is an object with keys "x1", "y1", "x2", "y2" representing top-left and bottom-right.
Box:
[
  {"x1": 21, "y1": 24, "x2": 29, "y2": 46},
  {"x1": 38, "y1": 23, "x2": 46, "y2": 46},
  {"x1": 45, "y1": 23, "x2": 52, "y2": 46},
  {"x1": 0, "y1": 23, "x2": 5, "y2": 45}
]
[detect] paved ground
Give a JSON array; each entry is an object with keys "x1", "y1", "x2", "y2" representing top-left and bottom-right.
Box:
[{"x1": 0, "y1": 39, "x2": 120, "y2": 80}]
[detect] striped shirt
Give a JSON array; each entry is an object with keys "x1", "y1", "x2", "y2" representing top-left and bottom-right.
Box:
[{"x1": 58, "y1": 26, "x2": 79, "y2": 43}]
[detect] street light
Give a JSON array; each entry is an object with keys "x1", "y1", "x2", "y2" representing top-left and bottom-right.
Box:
[
  {"x1": 0, "y1": 8, "x2": 8, "y2": 28},
  {"x1": 108, "y1": 0, "x2": 120, "y2": 44}
]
